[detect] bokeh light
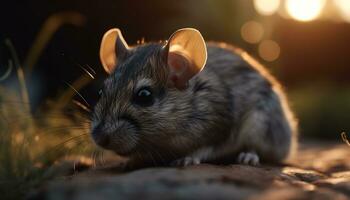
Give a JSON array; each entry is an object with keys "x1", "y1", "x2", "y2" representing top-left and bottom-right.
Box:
[
  {"x1": 241, "y1": 21, "x2": 264, "y2": 44},
  {"x1": 258, "y1": 40, "x2": 280, "y2": 62},
  {"x1": 334, "y1": 0, "x2": 350, "y2": 23},
  {"x1": 253, "y1": 0, "x2": 280, "y2": 16},
  {"x1": 286, "y1": 0, "x2": 326, "y2": 22}
]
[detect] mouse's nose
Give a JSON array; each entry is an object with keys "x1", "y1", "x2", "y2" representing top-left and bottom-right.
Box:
[
  {"x1": 96, "y1": 134, "x2": 110, "y2": 147},
  {"x1": 91, "y1": 125, "x2": 110, "y2": 147}
]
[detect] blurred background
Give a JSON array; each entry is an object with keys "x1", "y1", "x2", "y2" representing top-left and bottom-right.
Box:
[{"x1": 1, "y1": 0, "x2": 350, "y2": 140}]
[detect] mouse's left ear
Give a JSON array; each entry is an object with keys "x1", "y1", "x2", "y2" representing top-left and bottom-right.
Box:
[
  {"x1": 100, "y1": 28, "x2": 129, "y2": 74},
  {"x1": 162, "y1": 28, "x2": 207, "y2": 90}
]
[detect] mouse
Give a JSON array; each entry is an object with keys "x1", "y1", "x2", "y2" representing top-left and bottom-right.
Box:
[{"x1": 90, "y1": 28, "x2": 298, "y2": 167}]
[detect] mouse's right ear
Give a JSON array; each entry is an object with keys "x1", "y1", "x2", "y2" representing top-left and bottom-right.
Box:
[
  {"x1": 100, "y1": 28, "x2": 129, "y2": 74},
  {"x1": 162, "y1": 28, "x2": 207, "y2": 90}
]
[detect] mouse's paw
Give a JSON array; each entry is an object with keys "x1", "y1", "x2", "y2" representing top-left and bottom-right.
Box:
[
  {"x1": 171, "y1": 156, "x2": 201, "y2": 167},
  {"x1": 237, "y1": 151, "x2": 260, "y2": 166}
]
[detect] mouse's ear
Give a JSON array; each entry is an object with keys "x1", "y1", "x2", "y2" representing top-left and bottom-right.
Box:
[
  {"x1": 162, "y1": 28, "x2": 207, "y2": 90},
  {"x1": 100, "y1": 28, "x2": 129, "y2": 74}
]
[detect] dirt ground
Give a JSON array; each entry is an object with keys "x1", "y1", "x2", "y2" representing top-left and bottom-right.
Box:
[{"x1": 30, "y1": 141, "x2": 350, "y2": 200}]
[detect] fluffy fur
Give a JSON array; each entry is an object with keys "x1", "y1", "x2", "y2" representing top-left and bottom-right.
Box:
[{"x1": 91, "y1": 41, "x2": 298, "y2": 167}]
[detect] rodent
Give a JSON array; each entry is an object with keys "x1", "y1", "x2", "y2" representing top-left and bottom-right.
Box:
[{"x1": 91, "y1": 28, "x2": 298, "y2": 167}]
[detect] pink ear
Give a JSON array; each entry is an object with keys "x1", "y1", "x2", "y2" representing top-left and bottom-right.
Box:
[
  {"x1": 167, "y1": 52, "x2": 193, "y2": 89},
  {"x1": 164, "y1": 28, "x2": 207, "y2": 90}
]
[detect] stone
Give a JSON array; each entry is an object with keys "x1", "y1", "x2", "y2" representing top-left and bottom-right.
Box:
[{"x1": 29, "y1": 141, "x2": 350, "y2": 200}]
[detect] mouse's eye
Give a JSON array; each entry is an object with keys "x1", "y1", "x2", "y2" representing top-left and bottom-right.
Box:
[{"x1": 133, "y1": 87, "x2": 154, "y2": 107}]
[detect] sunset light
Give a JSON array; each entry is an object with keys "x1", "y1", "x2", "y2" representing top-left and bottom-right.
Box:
[
  {"x1": 258, "y1": 40, "x2": 280, "y2": 62},
  {"x1": 253, "y1": 0, "x2": 280, "y2": 16},
  {"x1": 286, "y1": 0, "x2": 326, "y2": 22},
  {"x1": 241, "y1": 21, "x2": 264, "y2": 44},
  {"x1": 334, "y1": 0, "x2": 350, "y2": 22}
]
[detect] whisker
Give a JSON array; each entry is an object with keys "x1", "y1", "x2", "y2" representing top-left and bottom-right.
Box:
[
  {"x1": 85, "y1": 64, "x2": 96, "y2": 75},
  {"x1": 91, "y1": 150, "x2": 98, "y2": 168},
  {"x1": 72, "y1": 100, "x2": 91, "y2": 113},
  {"x1": 63, "y1": 139, "x2": 89, "y2": 162},
  {"x1": 0, "y1": 102, "x2": 91, "y2": 121},
  {"x1": 92, "y1": 150, "x2": 100, "y2": 167},
  {"x1": 97, "y1": 150, "x2": 105, "y2": 167},
  {"x1": 45, "y1": 139, "x2": 91, "y2": 168},
  {"x1": 0, "y1": 115, "x2": 91, "y2": 126},
  {"x1": 63, "y1": 81, "x2": 90, "y2": 107},
  {"x1": 34, "y1": 133, "x2": 88, "y2": 163},
  {"x1": 40, "y1": 126, "x2": 89, "y2": 135},
  {"x1": 79, "y1": 65, "x2": 95, "y2": 79},
  {"x1": 60, "y1": 52, "x2": 95, "y2": 79},
  {"x1": 96, "y1": 150, "x2": 105, "y2": 167}
]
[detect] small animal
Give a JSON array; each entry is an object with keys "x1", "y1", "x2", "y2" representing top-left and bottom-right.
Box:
[{"x1": 91, "y1": 28, "x2": 297, "y2": 167}]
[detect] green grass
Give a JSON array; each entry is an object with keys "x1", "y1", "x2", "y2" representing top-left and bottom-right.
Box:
[
  {"x1": 0, "y1": 83, "x2": 95, "y2": 199},
  {"x1": 0, "y1": 12, "x2": 96, "y2": 199}
]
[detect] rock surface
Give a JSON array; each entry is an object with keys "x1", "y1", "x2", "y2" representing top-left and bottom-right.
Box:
[{"x1": 31, "y1": 141, "x2": 350, "y2": 200}]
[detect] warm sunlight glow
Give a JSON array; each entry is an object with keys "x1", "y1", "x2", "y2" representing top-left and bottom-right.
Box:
[
  {"x1": 286, "y1": 0, "x2": 326, "y2": 22},
  {"x1": 334, "y1": 0, "x2": 350, "y2": 22},
  {"x1": 258, "y1": 40, "x2": 280, "y2": 62},
  {"x1": 241, "y1": 21, "x2": 264, "y2": 44},
  {"x1": 253, "y1": 0, "x2": 280, "y2": 16}
]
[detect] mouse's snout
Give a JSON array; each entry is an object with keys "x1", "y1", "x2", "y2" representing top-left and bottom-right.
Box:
[
  {"x1": 91, "y1": 125, "x2": 111, "y2": 147},
  {"x1": 91, "y1": 118, "x2": 139, "y2": 155}
]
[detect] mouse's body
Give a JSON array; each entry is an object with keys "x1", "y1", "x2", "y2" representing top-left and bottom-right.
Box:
[
  {"x1": 169, "y1": 43, "x2": 297, "y2": 166},
  {"x1": 91, "y1": 28, "x2": 297, "y2": 167}
]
